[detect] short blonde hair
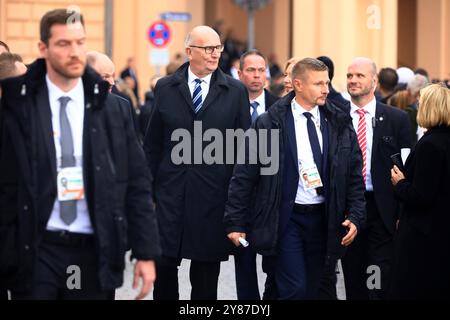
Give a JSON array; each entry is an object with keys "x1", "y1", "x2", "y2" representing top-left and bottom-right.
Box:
[
  {"x1": 417, "y1": 83, "x2": 450, "y2": 128},
  {"x1": 283, "y1": 57, "x2": 301, "y2": 74}
]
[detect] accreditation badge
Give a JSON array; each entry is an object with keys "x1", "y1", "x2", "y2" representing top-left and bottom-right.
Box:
[
  {"x1": 57, "y1": 167, "x2": 85, "y2": 201},
  {"x1": 300, "y1": 164, "x2": 323, "y2": 190}
]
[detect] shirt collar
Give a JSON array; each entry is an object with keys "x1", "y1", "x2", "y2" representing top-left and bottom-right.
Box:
[
  {"x1": 188, "y1": 67, "x2": 213, "y2": 86},
  {"x1": 251, "y1": 91, "x2": 265, "y2": 106},
  {"x1": 350, "y1": 97, "x2": 376, "y2": 117},
  {"x1": 291, "y1": 98, "x2": 320, "y2": 120},
  {"x1": 46, "y1": 75, "x2": 84, "y2": 105}
]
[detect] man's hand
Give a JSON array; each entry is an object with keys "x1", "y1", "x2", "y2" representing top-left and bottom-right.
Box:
[
  {"x1": 133, "y1": 260, "x2": 156, "y2": 300},
  {"x1": 227, "y1": 232, "x2": 246, "y2": 247},
  {"x1": 341, "y1": 220, "x2": 358, "y2": 246}
]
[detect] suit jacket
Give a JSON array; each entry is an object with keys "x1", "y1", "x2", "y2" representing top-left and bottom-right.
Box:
[
  {"x1": 143, "y1": 62, "x2": 251, "y2": 261},
  {"x1": 366, "y1": 102, "x2": 412, "y2": 234},
  {"x1": 264, "y1": 89, "x2": 279, "y2": 110}
]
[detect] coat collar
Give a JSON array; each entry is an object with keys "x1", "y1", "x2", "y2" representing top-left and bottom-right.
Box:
[
  {"x1": 172, "y1": 61, "x2": 230, "y2": 88},
  {"x1": 268, "y1": 91, "x2": 351, "y2": 129},
  {"x1": 1, "y1": 58, "x2": 110, "y2": 110}
]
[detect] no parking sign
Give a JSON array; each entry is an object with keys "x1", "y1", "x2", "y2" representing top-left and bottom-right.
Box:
[{"x1": 148, "y1": 20, "x2": 171, "y2": 48}]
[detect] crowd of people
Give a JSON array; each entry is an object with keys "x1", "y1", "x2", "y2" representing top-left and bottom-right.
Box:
[{"x1": 0, "y1": 8, "x2": 449, "y2": 301}]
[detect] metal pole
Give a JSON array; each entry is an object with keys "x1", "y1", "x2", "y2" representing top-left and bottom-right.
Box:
[
  {"x1": 247, "y1": 9, "x2": 255, "y2": 51},
  {"x1": 105, "y1": 0, "x2": 113, "y2": 57}
]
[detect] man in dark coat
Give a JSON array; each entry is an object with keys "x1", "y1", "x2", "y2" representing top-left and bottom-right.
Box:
[
  {"x1": 342, "y1": 57, "x2": 411, "y2": 300},
  {"x1": 224, "y1": 58, "x2": 366, "y2": 300},
  {"x1": 233, "y1": 49, "x2": 279, "y2": 300},
  {"x1": 0, "y1": 9, "x2": 160, "y2": 300},
  {"x1": 143, "y1": 25, "x2": 250, "y2": 300},
  {"x1": 0, "y1": 51, "x2": 27, "y2": 301}
]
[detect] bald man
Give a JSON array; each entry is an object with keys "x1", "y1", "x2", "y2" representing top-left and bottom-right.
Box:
[
  {"x1": 86, "y1": 51, "x2": 115, "y2": 92},
  {"x1": 143, "y1": 25, "x2": 250, "y2": 300},
  {"x1": 86, "y1": 51, "x2": 145, "y2": 141},
  {"x1": 341, "y1": 57, "x2": 411, "y2": 300}
]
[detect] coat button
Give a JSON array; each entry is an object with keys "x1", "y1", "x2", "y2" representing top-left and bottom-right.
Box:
[
  {"x1": 96, "y1": 166, "x2": 101, "y2": 171},
  {"x1": 24, "y1": 245, "x2": 30, "y2": 250},
  {"x1": 92, "y1": 128, "x2": 97, "y2": 133},
  {"x1": 23, "y1": 205, "x2": 28, "y2": 211}
]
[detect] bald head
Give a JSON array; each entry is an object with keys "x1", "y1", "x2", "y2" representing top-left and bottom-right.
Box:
[
  {"x1": 347, "y1": 57, "x2": 378, "y2": 107},
  {"x1": 87, "y1": 51, "x2": 115, "y2": 91},
  {"x1": 185, "y1": 26, "x2": 222, "y2": 78},
  {"x1": 185, "y1": 26, "x2": 220, "y2": 48},
  {"x1": 349, "y1": 57, "x2": 377, "y2": 76}
]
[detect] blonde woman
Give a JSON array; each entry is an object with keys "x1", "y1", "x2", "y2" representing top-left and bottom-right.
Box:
[{"x1": 390, "y1": 83, "x2": 450, "y2": 299}]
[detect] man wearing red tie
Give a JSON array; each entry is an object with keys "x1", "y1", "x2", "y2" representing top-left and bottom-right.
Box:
[{"x1": 342, "y1": 57, "x2": 412, "y2": 300}]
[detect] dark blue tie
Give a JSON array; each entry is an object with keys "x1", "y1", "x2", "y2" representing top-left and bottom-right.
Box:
[
  {"x1": 192, "y1": 79, "x2": 203, "y2": 113},
  {"x1": 250, "y1": 101, "x2": 259, "y2": 123},
  {"x1": 303, "y1": 112, "x2": 322, "y2": 177}
]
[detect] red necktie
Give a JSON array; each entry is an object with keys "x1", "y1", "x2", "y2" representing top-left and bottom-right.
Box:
[{"x1": 356, "y1": 109, "x2": 367, "y2": 183}]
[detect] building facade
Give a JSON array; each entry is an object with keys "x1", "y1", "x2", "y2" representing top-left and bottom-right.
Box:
[{"x1": 1, "y1": 0, "x2": 449, "y2": 98}]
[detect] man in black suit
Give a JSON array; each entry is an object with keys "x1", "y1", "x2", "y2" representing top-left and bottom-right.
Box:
[
  {"x1": 143, "y1": 25, "x2": 250, "y2": 300},
  {"x1": 224, "y1": 58, "x2": 366, "y2": 300},
  {"x1": 234, "y1": 49, "x2": 278, "y2": 300},
  {"x1": 0, "y1": 9, "x2": 160, "y2": 300},
  {"x1": 342, "y1": 57, "x2": 411, "y2": 300}
]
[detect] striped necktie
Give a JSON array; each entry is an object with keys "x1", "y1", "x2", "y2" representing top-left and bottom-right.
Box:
[
  {"x1": 356, "y1": 108, "x2": 367, "y2": 183},
  {"x1": 250, "y1": 101, "x2": 259, "y2": 123},
  {"x1": 192, "y1": 78, "x2": 203, "y2": 113}
]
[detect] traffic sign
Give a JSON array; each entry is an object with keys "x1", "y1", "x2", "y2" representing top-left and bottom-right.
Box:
[
  {"x1": 160, "y1": 12, "x2": 192, "y2": 22},
  {"x1": 148, "y1": 21, "x2": 171, "y2": 48}
]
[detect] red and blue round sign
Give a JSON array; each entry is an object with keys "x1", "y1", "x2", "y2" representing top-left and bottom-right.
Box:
[{"x1": 148, "y1": 21, "x2": 171, "y2": 48}]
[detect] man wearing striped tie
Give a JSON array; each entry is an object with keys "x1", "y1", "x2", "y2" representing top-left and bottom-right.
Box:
[
  {"x1": 342, "y1": 57, "x2": 412, "y2": 300},
  {"x1": 144, "y1": 25, "x2": 250, "y2": 300}
]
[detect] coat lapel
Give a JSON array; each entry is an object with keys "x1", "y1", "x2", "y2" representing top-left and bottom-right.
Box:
[
  {"x1": 35, "y1": 81, "x2": 57, "y2": 184},
  {"x1": 197, "y1": 69, "x2": 227, "y2": 116},
  {"x1": 371, "y1": 103, "x2": 385, "y2": 165},
  {"x1": 285, "y1": 106, "x2": 298, "y2": 171}
]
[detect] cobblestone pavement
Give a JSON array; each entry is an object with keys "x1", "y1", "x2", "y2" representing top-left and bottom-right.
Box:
[{"x1": 115, "y1": 253, "x2": 346, "y2": 300}]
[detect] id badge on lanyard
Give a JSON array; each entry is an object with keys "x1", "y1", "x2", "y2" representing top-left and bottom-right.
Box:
[{"x1": 57, "y1": 166, "x2": 85, "y2": 201}]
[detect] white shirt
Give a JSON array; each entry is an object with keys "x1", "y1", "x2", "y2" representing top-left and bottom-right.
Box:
[
  {"x1": 250, "y1": 91, "x2": 266, "y2": 116},
  {"x1": 188, "y1": 67, "x2": 212, "y2": 105},
  {"x1": 291, "y1": 98, "x2": 325, "y2": 204},
  {"x1": 46, "y1": 75, "x2": 93, "y2": 234},
  {"x1": 350, "y1": 98, "x2": 376, "y2": 192}
]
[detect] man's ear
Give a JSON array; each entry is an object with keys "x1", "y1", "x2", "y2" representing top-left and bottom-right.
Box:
[
  {"x1": 185, "y1": 47, "x2": 192, "y2": 61},
  {"x1": 38, "y1": 41, "x2": 48, "y2": 58},
  {"x1": 293, "y1": 78, "x2": 302, "y2": 92}
]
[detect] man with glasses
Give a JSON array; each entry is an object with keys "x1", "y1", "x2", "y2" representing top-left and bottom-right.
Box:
[{"x1": 144, "y1": 25, "x2": 250, "y2": 300}]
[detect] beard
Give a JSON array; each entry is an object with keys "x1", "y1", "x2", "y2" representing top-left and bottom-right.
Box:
[
  {"x1": 49, "y1": 58, "x2": 86, "y2": 79},
  {"x1": 348, "y1": 84, "x2": 375, "y2": 99}
]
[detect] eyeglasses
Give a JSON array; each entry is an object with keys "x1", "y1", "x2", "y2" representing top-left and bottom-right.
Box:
[{"x1": 189, "y1": 45, "x2": 224, "y2": 54}]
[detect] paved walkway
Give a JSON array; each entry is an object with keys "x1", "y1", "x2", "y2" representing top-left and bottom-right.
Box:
[{"x1": 115, "y1": 253, "x2": 346, "y2": 300}]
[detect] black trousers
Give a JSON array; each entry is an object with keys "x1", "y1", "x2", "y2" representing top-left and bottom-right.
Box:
[
  {"x1": 234, "y1": 241, "x2": 278, "y2": 300},
  {"x1": 11, "y1": 231, "x2": 114, "y2": 300},
  {"x1": 342, "y1": 192, "x2": 394, "y2": 300},
  {"x1": 153, "y1": 256, "x2": 221, "y2": 300},
  {"x1": 317, "y1": 257, "x2": 338, "y2": 300}
]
